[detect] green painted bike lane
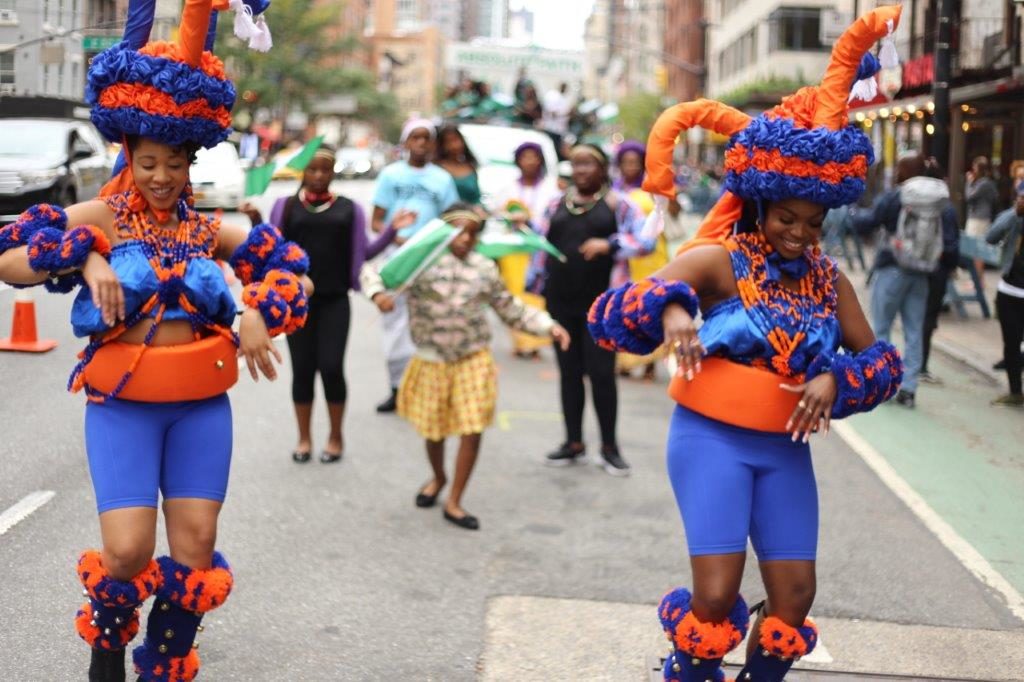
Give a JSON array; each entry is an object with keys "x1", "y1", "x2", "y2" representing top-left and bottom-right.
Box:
[{"x1": 843, "y1": 348, "x2": 1024, "y2": 595}]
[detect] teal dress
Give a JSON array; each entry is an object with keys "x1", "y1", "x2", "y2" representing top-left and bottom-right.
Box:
[{"x1": 451, "y1": 170, "x2": 482, "y2": 205}]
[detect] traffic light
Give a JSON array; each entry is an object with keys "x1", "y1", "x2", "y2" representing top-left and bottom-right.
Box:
[{"x1": 655, "y1": 65, "x2": 668, "y2": 93}]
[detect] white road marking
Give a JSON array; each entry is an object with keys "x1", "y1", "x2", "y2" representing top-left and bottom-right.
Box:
[
  {"x1": 834, "y1": 420, "x2": 1024, "y2": 623},
  {"x1": 0, "y1": 490, "x2": 56, "y2": 537}
]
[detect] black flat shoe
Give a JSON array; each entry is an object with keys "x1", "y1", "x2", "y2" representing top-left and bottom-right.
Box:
[
  {"x1": 292, "y1": 451, "x2": 311, "y2": 463},
  {"x1": 415, "y1": 485, "x2": 440, "y2": 508},
  {"x1": 443, "y1": 509, "x2": 480, "y2": 530},
  {"x1": 320, "y1": 451, "x2": 343, "y2": 464}
]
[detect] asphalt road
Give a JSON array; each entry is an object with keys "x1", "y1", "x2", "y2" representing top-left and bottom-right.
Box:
[{"x1": 0, "y1": 180, "x2": 1021, "y2": 680}]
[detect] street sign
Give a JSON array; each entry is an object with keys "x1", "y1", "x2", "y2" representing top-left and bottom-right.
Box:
[{"x1": 82, "y1": 35, "x2": 120, "y2": 52}]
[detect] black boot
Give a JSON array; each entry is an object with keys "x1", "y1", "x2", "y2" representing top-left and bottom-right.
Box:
[
  {"x1": 376, "y1": 388, "x2": 398, "y2": 413},
  {"x1": 89, "y1": 648, "x2": 126, "y2": 682}
]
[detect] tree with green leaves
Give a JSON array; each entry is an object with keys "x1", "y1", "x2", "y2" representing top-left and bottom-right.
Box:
[
  {"x1": 216, "y1": 0, "x2": 398, "y2": 135},
  {"x1": 617, "y1": 91, "x2": 664, "y2": 144}
]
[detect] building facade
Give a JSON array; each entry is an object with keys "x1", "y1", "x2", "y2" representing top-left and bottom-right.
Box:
[
  {"x1": 663, "y1": 0, "x2": 705, "y2": 103},
  {"x1": 370, "y1": 0, "x2": 445, "y2": 116},
  {"x1": 1, "y1": 0, "x2": 88, "y2": 98}
]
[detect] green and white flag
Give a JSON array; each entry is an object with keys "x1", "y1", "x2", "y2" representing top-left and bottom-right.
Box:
[
  {"x1": 244, "y1": 135, "x2": 325, "y2": 197},
  {"x1": 379, "y1": 219, "x2": 459, "y2": 291},
  {"x1": 476, "y1": 228, "x2": 566, "y2": 262}
]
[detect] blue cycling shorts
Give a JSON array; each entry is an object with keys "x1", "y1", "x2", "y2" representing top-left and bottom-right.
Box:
[
  {"x1": 666, "y1": 406, "x2": 818, "y2": 561},
  {"x1": 84, "y1": 394, "x2": 233, "y2": 513}
]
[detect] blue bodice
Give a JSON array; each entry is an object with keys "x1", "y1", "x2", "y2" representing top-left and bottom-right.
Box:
[
  {"x1": 70, "y1": 240, "x2": 236, "y2": 337},
  {"x1": 698, "y1": 296, "x2": 841, "y2": 374},
  {"x1": 696, "y1": 233, "x2": 842, "y2": 377}
]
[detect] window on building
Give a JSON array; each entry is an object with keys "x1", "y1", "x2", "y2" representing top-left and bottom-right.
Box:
[
  {"x1": 769, "y1": 7, "x2": 827, "y2": 52},
  {"x1": 0, "y1": 0, "x2": 17, "y2": 11},
  {"x1": 718, "y1": 27, "x2": 758, "y2": 80},
  {"x1": 0, "y1": 52, "x2": 15, "y2": 89}
]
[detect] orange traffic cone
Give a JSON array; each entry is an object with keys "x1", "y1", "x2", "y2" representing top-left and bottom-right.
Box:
[{"x1": 0, "y1": 290, "x2": 58, "y2": 353}]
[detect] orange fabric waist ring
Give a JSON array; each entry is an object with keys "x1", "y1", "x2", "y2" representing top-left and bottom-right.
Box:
[
  {"x1": 83, "y1": 335, "x2": 239, "y2": 402},
  {"x1": 668, "y1": 357, "x2": 801, "y2": 434}
]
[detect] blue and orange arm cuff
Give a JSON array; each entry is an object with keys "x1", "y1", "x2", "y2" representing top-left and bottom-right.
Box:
[
  {"x1": 806, "y1": 339, "x2": 903, "y2": 419},
  {"x1": 241, "y1": 268, "x2": 309, "y2": 337},
  {"x1": 229, "y1": 223, "x2": 309, "y2": 285},
  {"x1": 587, "y1": 277, "x2": 699, "y2": 355}
]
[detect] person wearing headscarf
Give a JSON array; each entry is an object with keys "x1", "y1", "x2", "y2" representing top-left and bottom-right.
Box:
[
  {"x1": 368, "y1": 118, "x2": 459, "y2": 413},
  {"x1": 531, "y1": 142, "x2": 654, "y2": 476},
  {"x1": 589, "y1": 8, "x2": 905, "y2": 681},
  {"x1": 488, "y1": 141, "x2": 561, "y2": 357},
  {"x1": 0, "y1": 2, "x2": 310, "y2": 680}
]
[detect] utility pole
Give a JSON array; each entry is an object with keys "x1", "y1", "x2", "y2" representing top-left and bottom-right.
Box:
[{"x1": 932, "y1": 0, "x2": 954, "y2": 170}]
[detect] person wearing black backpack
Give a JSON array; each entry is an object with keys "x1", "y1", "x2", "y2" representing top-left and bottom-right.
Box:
[
  {"x1": 853, "y1": 153, "x2": 960, "y2": 408},
  {"x1": 986, "y1": 181, "x2": 1024, "y2": 407}
]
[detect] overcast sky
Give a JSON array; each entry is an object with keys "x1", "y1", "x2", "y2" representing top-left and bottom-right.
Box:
[{"x1": 513, "y1": 0, "x2": 595, "y2": 51}]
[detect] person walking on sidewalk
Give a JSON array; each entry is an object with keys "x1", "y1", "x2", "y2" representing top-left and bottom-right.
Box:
[
  {"x1": 590, "y1": 8, "x2": 904, "y2": 681},
  {"x1": 361, "y1": 206, "x2": 570, "y2": 530},
  {"x1": 919, "y1": 158, "x2": 961, "y2": 384},
  {"x1": 370, "y1": 119, "x2": 459, "y2": 413},
  {"x1": 986, "y1": 181, "x2": 1024, "y2": 407},
  {"x1": 965, "y1": 156, "x2": 1000, "y2": 291},
  {"x1": 0, "y1": 2, "x2": 312, "y2": 679},
  {"x1": 241, "y1": 146, "x2": 413, "y2": 463},
  {"x1": 533, "y1": 144, "x2": 653, "y2": 476},
  {"x1": 853, "y1": 153, "x2": 959, "y2": 408}
]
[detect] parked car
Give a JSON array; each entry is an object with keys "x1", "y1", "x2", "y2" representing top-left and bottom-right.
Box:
[
  {"x1": 456, "y1": 123, "x2": 559, "y2": 212},
  {"x1": 0, "y1": 105, "x2": 112, "y2": 223},
  {"x1": 190, "y1": 141, "x2": 246, "y2": 211},
  {"x1": 334, "y1": 147, "x2": 383, "y2": 179}
]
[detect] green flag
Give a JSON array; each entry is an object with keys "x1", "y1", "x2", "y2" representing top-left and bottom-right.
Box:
[
  {"x1": 476, "y1": 228, "x2": 566, "y2": 262},
  {"x1": 379, "y1": 219, "x2": 459, "y2": 291},
  {"x1": 243, "y1": 135, "x2": 325, "y2": 197}
]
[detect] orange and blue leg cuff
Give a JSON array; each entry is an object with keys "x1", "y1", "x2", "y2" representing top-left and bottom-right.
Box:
[
  {"x1": 74, "y1": 549, "x2": 161, "y2": 651},
  {"x1": 736, "y1": 615, "x2": 819, "y2": 682},
  {"x1": 133, "y1": 552, "x2": 233, "y2": 682},
  {"x1": 658, "y1": 587, "x2": 749, "y2": 681}
]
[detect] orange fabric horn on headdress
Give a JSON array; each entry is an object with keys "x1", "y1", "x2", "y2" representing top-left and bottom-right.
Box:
[
  {"x1": 179, "y1": 0, "x2": 215, "y2": 68},
  {"x1": 643, "y1": 100, "x2": 751, "y2": 200},
  {"x1": 813, "y1": 4, "x2": 902, "y2": 129}
]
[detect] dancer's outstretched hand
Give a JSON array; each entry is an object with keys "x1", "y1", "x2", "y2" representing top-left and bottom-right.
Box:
[
  {"x1": 781, "y1": 373, "x2": 838, "y2": 443},
  {"x1": 663, "y1": 303, "x2": 704, "y2": 380},
  {"x1": 238, "y1": 308, "x2": 282, "y2": 381}
]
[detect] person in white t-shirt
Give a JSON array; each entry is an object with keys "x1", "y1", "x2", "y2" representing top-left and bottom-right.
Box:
[{"x1": 542, "y1": 83, "x2": 572, "y2": 159}]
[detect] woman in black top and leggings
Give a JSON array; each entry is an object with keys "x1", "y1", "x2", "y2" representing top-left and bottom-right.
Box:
[
  {"x1": 242, "y1": 146, "x2": 411, "y2": 463},
  {"x1": 538, "y1": 144, "x2": 651, "y2": 476}
]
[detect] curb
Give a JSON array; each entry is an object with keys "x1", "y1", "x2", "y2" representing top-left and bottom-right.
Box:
[{"x1": 932, "y1": 337, "x2": 1002, "y2": 385}]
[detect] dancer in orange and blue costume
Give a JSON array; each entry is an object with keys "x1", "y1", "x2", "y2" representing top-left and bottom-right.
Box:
[
  {"x1": 588, "y1": 8, "x2": 904, "y2": 681},
  {"x1": 0, "y1": 2, "x2": 304, "y2": 681}
]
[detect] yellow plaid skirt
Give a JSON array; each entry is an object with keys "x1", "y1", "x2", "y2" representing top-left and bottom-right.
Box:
[{"x1": 397, "y1": 351, "x2": 497, "y2": 440}]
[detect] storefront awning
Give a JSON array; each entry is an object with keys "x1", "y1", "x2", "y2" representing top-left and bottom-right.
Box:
[
  {"x1": 950, "y1": 75, "x2": 1024, "y2": 104},
  {"x1": 847, "y1": 94, "x2": 935, "y2": 122}
]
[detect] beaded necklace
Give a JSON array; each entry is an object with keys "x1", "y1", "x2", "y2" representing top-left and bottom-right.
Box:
[
  {"x1": 727, "y1": 231, "x2": 837, "y2": 377},
  {"x1": 564, "y1": 184, "x2": 608, "y2": 216}
]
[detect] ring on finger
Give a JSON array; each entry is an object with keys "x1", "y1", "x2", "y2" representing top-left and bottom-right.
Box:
[{"x1": 798, "y1": 400, "x2": 809, "y2": 410}]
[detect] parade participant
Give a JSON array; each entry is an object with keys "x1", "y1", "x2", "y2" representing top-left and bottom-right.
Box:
[
  {"x1": 434, "y1": 125, "x2": 482, "y2": 205},
  {"x1": 588, "y1": 7, "x2": 904, "y2": 681},
  {"x1": 240, "y1": 146, "x2": 413, "y2": 463},
  {"x1": 533, "y1": 143, "x2": 653, "y2": 476},
  {"x1": 0, "y1": 2, "x2": 308, "y2": 680},
  {"x1": 986, "y1": 181, "x2": 1024, "y2": 408},
  {"x1": 488, "y1": 141, "x2": 561, "y2": 357},
  {"x1": 370, "y1": 119, "x2": 460, "y2": 413},
  {"x1": 361, "y1": 205, "x2": 570, "y2": 530},
  {"x1": 612, "y1": 141, "x2": 672, "y2": 380}
]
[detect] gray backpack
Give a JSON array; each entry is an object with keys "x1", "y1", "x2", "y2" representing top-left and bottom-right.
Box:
[{"x1": 893, "y1": 176, "x2": 948, "y2": 273}]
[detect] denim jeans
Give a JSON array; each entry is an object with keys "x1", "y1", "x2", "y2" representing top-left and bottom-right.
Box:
[{"x1": 871, "y1": 266, "x2": 928, "y2": 393}]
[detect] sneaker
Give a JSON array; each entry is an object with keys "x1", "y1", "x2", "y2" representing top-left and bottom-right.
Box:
[
  {"x1": 919, "y1": 370, "x2": 944, "y2": 385},
  {"x1": 376, "y1": 389, "x2": 397, "y2": 413},
  {"x1": 991, "y1": 393, "x2": 1024, "y2": 408},
  {"x1": 993, "y1": 359, "x2": 1007, "y2": 371},
  {"x1": 599, "y1": 445, "x2": 631, "y2": 477},
  {"x1": 544, "y1": 443, "x2": 587, "y2": 467},
  {"x1": 894, "y1": 390, "x2": 915, "y2": 409}
]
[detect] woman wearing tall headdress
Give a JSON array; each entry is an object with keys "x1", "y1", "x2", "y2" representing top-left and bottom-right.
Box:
[
  {"x1": 0, "y1": 2, "x2": 307, "y2": 680},
  {"x1": 589, "y1": 8, "x2": 904, "y2": 681}
]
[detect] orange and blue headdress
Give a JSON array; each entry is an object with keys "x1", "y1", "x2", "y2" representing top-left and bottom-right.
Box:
[
  {"x1": 643, "y1": 5, "x2": 902, "y2": 246},
  {"x1": 86, "y1": 0, "x2": 271, "y2": 151}
]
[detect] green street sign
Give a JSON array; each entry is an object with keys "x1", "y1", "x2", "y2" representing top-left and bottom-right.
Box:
[{"x1": 82, "y1": 35, "x2": 120, "y2": 52}]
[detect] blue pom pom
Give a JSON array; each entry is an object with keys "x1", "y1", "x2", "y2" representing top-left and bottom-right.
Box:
[{"x1": 855, "y1": 53, "x2": 881, "y2": 83}]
